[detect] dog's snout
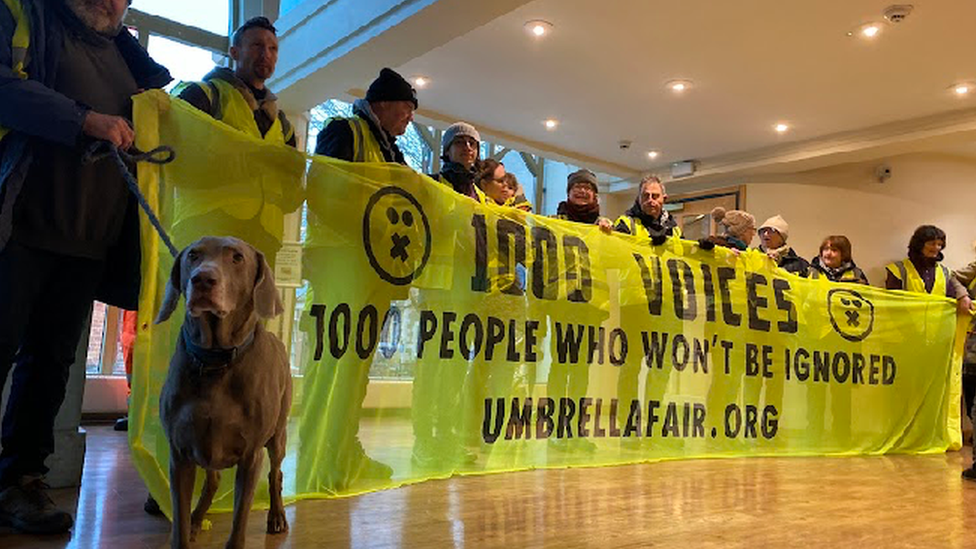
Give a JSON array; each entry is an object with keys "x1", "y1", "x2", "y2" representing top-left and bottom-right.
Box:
[{"x1": 191, "y1": 269, "x2": 220, "y2": 290}]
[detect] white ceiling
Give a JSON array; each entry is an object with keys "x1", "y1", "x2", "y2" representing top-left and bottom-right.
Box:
[{"x1": 395, "y1": 0, "x2": 976, "y2": 175}]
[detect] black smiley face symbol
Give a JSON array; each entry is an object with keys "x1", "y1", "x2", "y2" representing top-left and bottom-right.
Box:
[
  {"x1": 828, "y1": 288, "x2": 875, "y2": 342},
  {"x1": 386, "y1": 206, "x2": 415, "y2": 262},
  {"x1": 363, "y1": 187, "x2": 431, "y2": 285}
]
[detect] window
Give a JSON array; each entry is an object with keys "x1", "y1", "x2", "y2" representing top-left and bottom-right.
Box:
[
  {"x1": 130, "y1": 0, "x2": 230, "y2": 36},
  {"x1": 497, "y1": 149, "x2": 536, "y2": 210},
  {"x1": 86, "y1": 303, "x2": 126, "y2": 376},
  {"x1": 147, "y1": 35, "x2": 222, "y2": 91},
  {"x1": 279, "y1": 0, "x2": 303, "y2": 18}
]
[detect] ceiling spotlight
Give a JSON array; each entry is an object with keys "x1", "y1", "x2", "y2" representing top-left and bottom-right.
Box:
[
  {"x1": 856, "y1": 23, "x2": 881, "y2": 38},
  {"x1": 413, "y1": 76, "x2": 429, "y2": 89},
  {"x1": 647, "y1": 151, "x2": 660, "y2": 159},
  {"x1": 544, "y1": 119, "x2": 558, "y2": 130},
  {"x1": 525, "y1": 20, "x2": 553, "y2": 38},
  {"x1": 774, "y1": 123, "x2": 790, "y2": 133},
  {"x1": 666, "y1": 80, "x2": 693, "y2": 93},
  {"x1": 953, "y1": 84, "x2": 971, "y2": 96}
]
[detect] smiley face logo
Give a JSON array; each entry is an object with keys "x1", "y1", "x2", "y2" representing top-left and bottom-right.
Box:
[
  {"x1": 363, "y1": 187, "x2": 431, "y2": 285},
  {"x1": 827, "y1": 288, "x2": 875, "y2": 342}
]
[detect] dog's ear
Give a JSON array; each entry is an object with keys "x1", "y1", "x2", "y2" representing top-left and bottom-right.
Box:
[
  {"x1": 155, "y1": 248, "x2": 185, "y2": 324},
  {"x1": 253, "y1": 249, "x2": 283, "y2": 319}
]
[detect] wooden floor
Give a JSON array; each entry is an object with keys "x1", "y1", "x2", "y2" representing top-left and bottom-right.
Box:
[{"x1": 2, "y1": 425, "x2": 976, "y2": 548}]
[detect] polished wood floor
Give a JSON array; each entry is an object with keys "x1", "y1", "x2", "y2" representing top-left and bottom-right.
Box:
[{"x1": 2, "y1": 424, "x2": 976, "y2": 548}]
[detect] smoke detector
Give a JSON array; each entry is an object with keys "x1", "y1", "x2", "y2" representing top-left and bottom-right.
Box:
[
  {"x1": 618, "y1": 140, "x2": 632, "y2": 150},
  {"x1": 883, "y1": 5, "x2": 913, "y2": 24}
]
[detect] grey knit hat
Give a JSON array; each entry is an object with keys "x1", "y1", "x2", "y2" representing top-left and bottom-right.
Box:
[
  {"x1": 567, "y1": 169, "x2": 599, "y2": 194},
  {"x1": 441, "y1": 122, "x2": 481, "y2": 156}
]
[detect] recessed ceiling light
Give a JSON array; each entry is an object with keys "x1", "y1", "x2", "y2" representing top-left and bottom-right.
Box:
[
  {"x1": 774, "y1": 123, "x2": 790, "y2": 133},
  {"x1": 953, "y1": 83, "x2": 971, "y2": 96},
  {"x1": 544, "y1": 119, "x2": 558, "y2": 130},
  {"x1": 666, "y1": 80, "x2": 693, "y2": 93},
  {"x1": 413, "y1": 76, "x2": 429, "y2": 89},
  {"x1": 647, "y1": 151, "x2": 660, "y2": 159},
  {"x1": 525, "y1": 20, "x2": 553, "y2": 38},
  {"x1": 851, "y1": 23, "x2": 883, "y2": 39}
]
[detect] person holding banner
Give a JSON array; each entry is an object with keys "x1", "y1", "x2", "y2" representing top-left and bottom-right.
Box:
[
  {"x1": 315, "y1": 67, "x2": 417, "y2": 164},
  {"x1": 502, "y1": 173, "x2": 533, "y2": 212},
  {"x1": 885, "y1": 226, "x2": 971, "y2": 313},
  {"x1": 0, "y1": 0, "x2": 171, "y2": 534},
  {"x1": 555, "y1": 169, "x2": 613, "y2": 232},
  {"x1": 306, "y1": 73, "x2": 420, "y2": 489},
  {"x1": 706, "y1": 207, "x2": 756, "y2": 251},
  {"x1": 757, "y1": 215, "x2": 809, "y2": 276},
  {"x1": 177, "y1": 17, "x2": 296, "y2": 148},
  {"x1": 955, "y1": 246, "x2": 976, "y2": 470},
  {"x1": 475, "y1": 159, "x2": 513, "y2": 206},
  {"x1": 433, "y1": 122, "x2": 486, "y2": 202},
  {"x1": 808, "y1": 235, "x2": 869, "y2": 284},
  {"x1": 614, "y1": 175, "x2": 681, "y2": 241},
  {"x1": 172, "y1": 15, "x2": 303, "y2": 266},
  {"x1": 475, "y1": 159, "x2": 532, "y2": 211}
]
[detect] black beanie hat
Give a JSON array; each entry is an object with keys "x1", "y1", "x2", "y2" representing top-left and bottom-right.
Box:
[{"x1": 365, "y1": 68, "x2": 418, "y2": 108}]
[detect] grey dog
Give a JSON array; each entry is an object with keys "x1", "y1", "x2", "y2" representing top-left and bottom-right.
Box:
[{"x1": 156, "y1": 236, "x2": 292, "y2": 549}]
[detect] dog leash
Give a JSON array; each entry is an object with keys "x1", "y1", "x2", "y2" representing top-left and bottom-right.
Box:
[{"x1": 82, "y1": 140, "x2": 179, "y2": 258}]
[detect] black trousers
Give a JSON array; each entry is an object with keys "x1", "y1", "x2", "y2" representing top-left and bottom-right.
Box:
[
  {"x1": 965, "y1": 372, "x2": 976, "y2": 427},
  {"x1": 0, "y1": 242, "x2": 103, "y2": 486}
]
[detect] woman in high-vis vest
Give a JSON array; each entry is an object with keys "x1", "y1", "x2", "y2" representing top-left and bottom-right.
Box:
[
  {"x1": 809, "y1": 235, "x2": 869, "y2": 284},
  {"x1": 885, "y1": 225, "x2": 972, "y2": 314}
]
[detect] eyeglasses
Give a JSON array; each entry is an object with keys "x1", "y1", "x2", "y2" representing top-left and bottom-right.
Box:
[{"x1": 453, "y1": 137, "x2": 478, "y2": 149}]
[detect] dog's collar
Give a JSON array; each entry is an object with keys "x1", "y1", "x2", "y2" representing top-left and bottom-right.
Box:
[{"x1": 182, "y1": 324, "x2": 256, "y2": 375}]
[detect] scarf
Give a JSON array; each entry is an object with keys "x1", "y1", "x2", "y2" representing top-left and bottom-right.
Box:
[
  {"x1": 352, "y1": 98, "x2": 396, "y2": 153},
  {"x1": 813, "y1": 257, "x2": 854, "y2": 279},
  {"x1": 624, "y1": 201, "x2": 673, "y2": 234},
  {"x1": 557, "y1": 200, "x2": 600, "y2": 224},
  {"x1": 204, "y1": 67, "x2": 281, "y2": 122},
  {"x1": 762, "y1": 243, "x2": 791, "y2": 263}
]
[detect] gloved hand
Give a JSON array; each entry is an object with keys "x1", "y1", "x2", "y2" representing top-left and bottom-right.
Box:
[
  {"x1": 651, "y1": 234, "x2": 668, "y2": 246},
  {"x1": 698, "y1": 238, "x2": 715, "y2": 251}
]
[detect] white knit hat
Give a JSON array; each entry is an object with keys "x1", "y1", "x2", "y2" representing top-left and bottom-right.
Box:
[{"x1": 758, "y1": 215, "x2": 789, "y2": 241}]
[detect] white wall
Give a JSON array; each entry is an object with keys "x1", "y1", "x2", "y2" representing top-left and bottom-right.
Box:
[{"x1": 745, "y1": 152, "x2": 976, "y2": 286}]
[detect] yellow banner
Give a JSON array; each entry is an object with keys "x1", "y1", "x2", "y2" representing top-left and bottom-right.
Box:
[{"x1": 131, "y1": 91, "x2": 965, "y2": 515}]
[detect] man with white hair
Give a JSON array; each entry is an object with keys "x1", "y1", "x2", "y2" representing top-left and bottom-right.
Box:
[
  {"x1": 614, "y1": 175, "x2": 681, "y2": 241},
  {"x1": 0, "y1": 0, "x2": 170, "y2": 533}
]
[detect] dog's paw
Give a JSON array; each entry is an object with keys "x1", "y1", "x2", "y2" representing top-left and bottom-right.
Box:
[{"x1": 267, "y1": 510, "x2": 289, "y2": 534}]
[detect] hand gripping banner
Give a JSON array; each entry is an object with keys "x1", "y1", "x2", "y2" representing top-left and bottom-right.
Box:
[{"x1": 130, "y1": 90, "x2": 967, "y2": 515}]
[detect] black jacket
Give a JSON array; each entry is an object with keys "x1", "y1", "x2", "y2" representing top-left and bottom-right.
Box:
[
  {"x1": 768, "y1": 247, "x2": 810, "y2": 276},
  {"x1": 808, "y1": 257, "x2": 869, "y2": 284},
  {"x1": 314, "y1": 101, "x2": 405, "y2": 164},
  {"x1": 0, "y1": 0, "x2": 171, "y2": 309}
]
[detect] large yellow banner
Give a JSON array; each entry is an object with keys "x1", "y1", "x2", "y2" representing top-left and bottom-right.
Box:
[{"x1": 130, "y1": 91, "x2": 965, "y2": 515}]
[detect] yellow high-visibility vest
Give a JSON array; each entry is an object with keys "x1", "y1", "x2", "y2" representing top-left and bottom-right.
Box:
[
  {"x1": 886, "y1": 258, "x2": 948, "y2": 295},
  {"x1": 177, "y1": 78, "x2": 292, "y2": 144},
  {"x1": 325, "y1": 116, "x2": 386, "y2": 163},
  {"x1": 0, "y1": 0, "x2": 30, "y2": 142},
  {"x1": 613, "y1": 215, "x2": 683, "y2": 239}
]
